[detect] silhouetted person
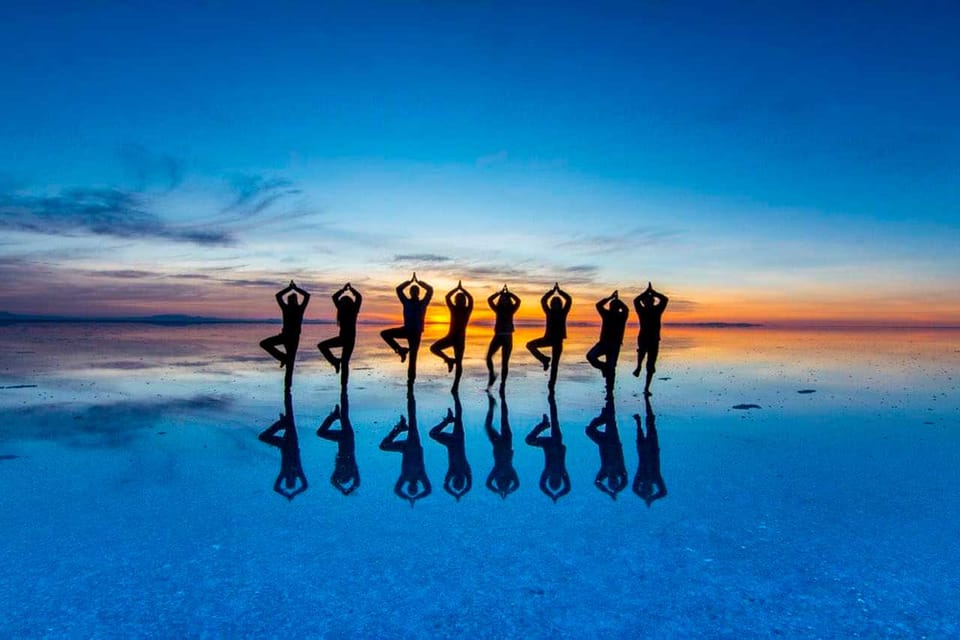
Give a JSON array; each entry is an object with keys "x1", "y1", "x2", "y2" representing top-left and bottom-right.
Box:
[
  {"x1": 586, "y1": 290, "x2": 630, "y2": 395},
  {"x1": 429, "y1": 390, "x2": 472, "y2": 501},
  {"x1": 430, "y1": 280, "x2": 473, "y2": 393},
  {"x1": 260, "y1": 281, "x2": 311, "y2": 392},
  {"x1": 381, "y1": 273, "x2": 434, "y2": 386},
  {"x1": 317, "y1": 283, "x2": 362, "y2": 388},
  {"x1": 485, "y1": 284, "x2": 521, "y2": 394},
  {"x1": 525, "y1": 393, "x2": 570, "y2": 502},
  {"x1": 484, "y1": 391, "x2": 519, "y2": 499},
  {"x1": 633, "y1": 395, "x2": 667, "y2": 506},
  {"x1": 633, "y1": 282, "x2": 668, "y2": 396},
  {"x1": 526, "y1": 283, "x2": 572, "y2": 394},
  {"x1": 380, "y1": 389, "x2": 431, "y2": 506},
  {"x1": 316, "y1": 389, "x2": 360, "y2": 496},
  {"x1": 586, "y1": 396, "x2": 628, "y2": 500},
  {"x1": 258, "y1": 392, "x2": 307, "y2": 500}
]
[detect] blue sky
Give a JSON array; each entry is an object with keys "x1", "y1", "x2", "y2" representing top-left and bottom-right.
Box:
[{"x1": 1, "y1": 1, "x2": 958, "y2": 323}]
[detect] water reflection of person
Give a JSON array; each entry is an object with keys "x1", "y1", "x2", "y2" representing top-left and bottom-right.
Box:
[
  {"x1": 484, "y1": 391, "x2": 519, "y2": 499},
  {"x1": 525, "y1": 393, "x2": 570, "y2": 502},
  {"x1": 258, "y1": 392, "x2": 308, "y2": 500},
  {"x1": 259, "y1": 281, "x2": 311, "y2": 392},
  {"x1": 380, "y1": 389, "x2": 431, "y2": 506},
  {"x1": 317, "y1": 283, "x2": 362, "y2": 388},
  {"x1": 429, "y1": 390, "x2": 472, "y2": 501},
  {"x1": 586, "y1": 395, "x2": 628, "y2": 500},
  {"x1": 316, "y1": 389, "x2": 360, "y2": 496},
  {"x1": 633, "y1": 395, "x2": 667, "y2": 506}
]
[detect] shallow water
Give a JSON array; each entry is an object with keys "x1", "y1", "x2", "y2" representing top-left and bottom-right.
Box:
[{"x1": 1, "y1": 323, "x2": 958, "y2": 638}]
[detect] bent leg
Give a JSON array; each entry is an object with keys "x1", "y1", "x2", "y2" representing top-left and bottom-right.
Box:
[
  {"x1": 430, "y1": 334, "x2": 455, "y2": 371},
  {"x1": 527, "y1": 335, "x2": 551, "y2": 370},
  {"x1": 317, "y1": 335, "x2": 344, "y2": 372},
  {"x1": 381, "y1": 327, "x2": 409, "y2": 361},
  {"x1": 260, "y1": 334, "x2": 287, "y2": 364},
  {"x1": 586, "y1": 341, "x2": 605, "y2": 373}
]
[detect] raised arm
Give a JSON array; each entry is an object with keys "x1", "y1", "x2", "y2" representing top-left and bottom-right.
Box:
[
  {"x1": 420, "y1": 279, "x2": 434, "y2": 304},
  {"x1": 350, "y1": 284, "x2": 362, "y2": 308},
  {"x1": 332, "y1": 285, "x2": 347, "y2": 306},
  {"x1": 291, "y1": 282, "x2": 310, "y2": 306},
  {"x1": 275, "y1": 282, "x2": 295, "y2": 308},
  {"x1": 596, "y1": 291, "x2": 615, "y2": 314},
  {"x1": 540, "y1": 289, "x2": 552, "y2": 313},
  {"x1": 463, "y1": 287, "x2": 474, "y2": 312},
  {"x1": 652, "y1": 289, "x2": 669, "y2": 310},
  {"x1": 487, "y1": 291, "x2": 500, "y2": 311},
  {"x1": 507, "y1": 291, "x2": 521, "y2": 310},
  {"x1": 556, "y1": 287, "x2": 572, "y2": 311},
  {"x1": 396, "y1": 278, "x2": 413, "y2": 301}
]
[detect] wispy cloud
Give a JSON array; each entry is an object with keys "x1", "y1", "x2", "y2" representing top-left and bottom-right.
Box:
[
  {"x1": 118, "y1": 143, "x2": 183, "y2": 191},
  {"x1": 0, "y1": 187, "x2": 233, "y2": 246},
  {"x1": 393, "y1": 253, "x2": 452, "y2": 264},
  {"x1": 224, "y1": 174, "x2": 302, "y2": 215}
]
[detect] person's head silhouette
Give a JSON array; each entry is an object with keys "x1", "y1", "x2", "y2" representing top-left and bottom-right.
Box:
[
  {"x1": 409, "y1": 285, "x2": 421, "y2": 300},
  {"x1": 550, "y1": 297, "x2": 562, "y2": 311},
  {"x1": 287, "y1": 293, "x2": 300, "y2": 306},
  {"x1": 454, "y1": 291, "x2": 467, "y2": 307}
]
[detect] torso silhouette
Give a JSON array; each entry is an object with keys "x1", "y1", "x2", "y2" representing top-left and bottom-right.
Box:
[
  {"x1": 493, "y1": 299, "x2": 518, "y2": 334},
  {"x1": 282, "y1": 302, "x2": 306, "y2": 336},
  {"x1": 450, "y1": 304, "x2": 470, "y2": 335},
  {"x1": 638, "y1": 304, "x2": 665, "y2": 342},
  {"x1": 403, "y1": 298, "x2": 429, "y2": 334},
  {"x1": 600, "y1": 304, "x2": 629, "y2": 345},
  {"x1": 545, "y1": 305, "x2": 569, "y2": 342},
  {"x1": 337, "y1": 301, "x2": 359, "y2": 338}
]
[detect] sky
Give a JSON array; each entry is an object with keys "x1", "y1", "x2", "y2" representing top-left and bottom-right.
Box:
[{"x1": 0, "y1": 1, "x2": 958, "y2": 326}]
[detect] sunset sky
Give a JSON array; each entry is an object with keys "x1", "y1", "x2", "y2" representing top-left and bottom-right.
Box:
[{"x1": 1, "y1": 1, "x2": 958, "y2": 326}]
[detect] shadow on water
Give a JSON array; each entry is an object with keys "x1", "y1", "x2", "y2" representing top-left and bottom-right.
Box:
[
  {"x1": 633, "y1": 395, "x2": 667, "y2": 506},
  {"x1": 484, "y1": 391, "x2": 519, "y2": 499},
  {"x1": 258, "y1": 392, "x2": 308, "y2": 500},
  {"x1": 586, "y1": 394, "x2": 628, "y2": 500},
  {"x1": 380, "y1": 388, "x2": 431, "y2": 506},
  {"x1": 316, "y1": 388, "x2": 360, "y2": 496},
  {"x1": 429, "y1": 389, "x2": 472, "y2": 501},
  {"x1": 525, "y1": 393, "x2": 571, "y2": 502}
]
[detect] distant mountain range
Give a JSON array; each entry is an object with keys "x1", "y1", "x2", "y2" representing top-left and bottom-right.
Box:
[{"x1": 0, "y1": 311, "x2": 760, "y2": 328}]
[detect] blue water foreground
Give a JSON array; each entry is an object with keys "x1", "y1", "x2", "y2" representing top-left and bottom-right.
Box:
[{"x1": 1, "y1": 324, "x2": 958, "y2": 638}]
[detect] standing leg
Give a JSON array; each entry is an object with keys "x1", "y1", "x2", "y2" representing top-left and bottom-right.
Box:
[
  {"x1": 644, "y1": 342, "x2": 659, "y2": 396},
  {"x1": 500, "y1": 335, "x2": 513, "y2": 395},
  {"x1": 340, "y1": 339, "x2": 355, "y2": 388},
  {"x1": 485, "y1": 335, "x2": 502, "y2": 388},
  {"x1": 407, "y1": 333, "x2": 422, "y2": 385},
  {"x1": 451, "y1": 339, "x2": 465, "y2": 393},
  {"x1": 283, "y1": 341, "x2": 299, "y2": 392},
  {"x1": 548, "y1": 341, "x2": 563, "y2": 392}
]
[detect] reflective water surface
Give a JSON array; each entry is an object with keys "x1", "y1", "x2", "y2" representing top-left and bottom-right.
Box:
[{"x1": 1, "y1": 323, "x2": 958, "y2": 637}]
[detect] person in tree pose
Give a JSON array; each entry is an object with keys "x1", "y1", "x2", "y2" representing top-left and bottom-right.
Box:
[
  {"x1": 586, "y1": 396, "x2": 628, "y2": 500},
  {"x1": 633, "y1": 395, "x2": 667, "y2": 506},
  {"x1": 586, "y1": 290, "x2": 630, "y2": 395},
  {"x1": 430, "y1": 280, "x2": 473, "y2": 393},
  {"x1": 259, "y1": 281, "x2": 311, "y2": 392},
  {"x1": 258, "y1": 393, "x2": 307, "y2": 500},
  {"x1": 317, "y1": 283, "x2": 362, "y2": 388},
  {"x1": 380, "y1": 389, "x2": 431, "y2": 506},
  {"x1": 316, "y1": 389, "x2": 360, "y2": 496},
  {"x1": 428, "y1": 390, "x2": 472, "y2": 501},
  {"x1": 633, "y1": 282, "x2": 669, "y2": 396},
  {"x1": 485, "y1": 284, "x2": 521, "y2": 394},
  {"x1": 525, "y1": 394, "x2": 570, "y2": 503},
  {"x1": 526, "y1": 283, "x2": 572, "y2": 394},
  {"x1": 484, "y1": 391, "x2": 519, "y2": 499},
  {"x1": 381, "y1": 273, "x2": 434, "y2": 386}
]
